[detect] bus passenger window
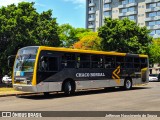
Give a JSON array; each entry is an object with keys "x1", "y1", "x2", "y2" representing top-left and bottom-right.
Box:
[
  {"x1": 141, "y1": 64, "x2": 147, "y2": 68},
  {"x1": 140, "y1": 58, "x2": 146, "y2": 64},
  {"x1": 48, "y1": 57, "x2": 58, "y2": 71},
  {"x1": 78, "y1": 54, "x2": 90, "y2": 68},
  {"x1": 134, "y1": 58, "x2": 140, "y2": 63},
  {"x1": 125, "y1": 57, "x2": 134, "y2": 69},
  {"x1": 40, "y1": 57, "x2": 58, "y2": 71},
  {"x1": 125, "y1": 57, "x2": 133, "y2": 63},
  {"x1": 91, "y1": 55, "x2": 103, "y2": 68},
  {"x1": 126, "y1": 63, "x2": 134, "y2": 68},
  {"x1": 116, "y1": 56, "x2": 125, "y2": 68},
  {"x1": 66, "y1": 61, "x2": 76, "y2": 68},
  {"x1": 104, "y1": 56, "x2": 115, "y2": 68},
  {"x1": 61, "y1": 61, "x2": 67, "y2": 68},
  {"x1": 116, "y1": 57, "x2": 124, "y2": 62},
  {"x1": 80, "y1": 62, "x2": 90, "y2": 68},
  {"x1": 61, "y1": 53, "x2": 76, "y2": 68},
  {"x1": 134, "y1": 63, "x2": 140, "y2": 68},
  {"x1": 140, "y1": 58, "x2": 147, "y2": 68},
  {"x1": 134, "y1": 58, "x2": 140, "y2": 71}
]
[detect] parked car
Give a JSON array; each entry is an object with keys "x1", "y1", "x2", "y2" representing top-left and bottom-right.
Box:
[
  {"x1": 149, "y1": 74, "x2": 159, "y2": 82},
  {"x1": 158, "y1": 73, "x2": 160, "y2": 81},
  {"x1": 2, "y1": 75, "x2": 12, "y2": 85}
]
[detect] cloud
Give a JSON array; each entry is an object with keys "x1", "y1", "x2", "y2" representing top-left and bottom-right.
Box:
[
  {"x1": 64, "y1": 0, "x2": 85, "y2": 5},
  {"x1": 35, "y1": 3, "x2": 46, "y2": 7},
  {"x1": 0, "y1": 0, "x2": 41, "y2": 7},
  {"x1": 64, "y1": 0, "x2": 85, "y2": 9}
]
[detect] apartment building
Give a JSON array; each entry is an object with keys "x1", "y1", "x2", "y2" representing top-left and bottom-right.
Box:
[{"x1": 86, "y1": 0, "x2": 160, "y2": 38}]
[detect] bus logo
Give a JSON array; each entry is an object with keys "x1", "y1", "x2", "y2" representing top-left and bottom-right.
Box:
[{"x1": 112, "y1": 66, "x2": 121, "y2": 85}]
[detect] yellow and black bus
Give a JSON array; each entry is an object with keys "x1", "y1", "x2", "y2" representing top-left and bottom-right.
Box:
[{"x1": 12, "y1": 46, "x2": 149, "y2": 95}]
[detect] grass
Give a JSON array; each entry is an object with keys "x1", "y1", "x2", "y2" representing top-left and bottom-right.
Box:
[
  {"x1": 0, "y1": 87, "x2": 16, "y2": 92},
  {"x1": 0, "y1": 87, "x2": 23, "y2": 95}
]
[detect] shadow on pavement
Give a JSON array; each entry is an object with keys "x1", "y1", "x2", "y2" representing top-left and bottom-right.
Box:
[
  {"x1": 149, "y1": 81, "x2": 160, "y2": 83},
  {"x1": 17, "y1": 86, "x2": 151, "y2": 100}
]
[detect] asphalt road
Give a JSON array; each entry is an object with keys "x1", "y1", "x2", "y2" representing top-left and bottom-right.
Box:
[{"x1": 0, "y1": 82, "x2": 160, "y2": 120}]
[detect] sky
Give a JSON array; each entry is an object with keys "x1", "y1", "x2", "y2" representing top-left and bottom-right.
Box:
[{"x1": 0, "y1": 0, "x2": 86, "y2": 28}]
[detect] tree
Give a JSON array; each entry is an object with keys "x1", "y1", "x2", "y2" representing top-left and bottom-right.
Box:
[
  {"x1": 35, "y1": 10, "x2": 60, "y2": 46},
  {"x1": 149, "y1": 39, "x2": 160, "y2": 64},
  {"x1": 153, "y1": 38, "x2": 160, "y2": 45},
  {"x1": 59, "y1": 24, "x2": 90, "y2": 47},
  {"x1": 59, "y1": 24, "x2": 74, "y2": 47},
  {"x1": 98, "y1": 18, "x2": 152, "y2": 54},
  {"x1": 73, "y1": 32, "x2": 102, "y2": 50},
  {"x1": 0, "y1": 2, "x2": 60, "y2": 74}
]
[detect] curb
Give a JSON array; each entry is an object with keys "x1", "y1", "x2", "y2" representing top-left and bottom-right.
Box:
[{"x1": 0, "y1": 92, "x2": 34, "y2": 97}]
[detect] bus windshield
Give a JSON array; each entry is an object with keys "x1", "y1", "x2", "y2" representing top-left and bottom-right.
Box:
[
  {"x1": 14, "y1": 47, "x2": 38, "y2": 77},
  {"x1": 14, "y1": 56, "x2": 35, "y2": 72}
]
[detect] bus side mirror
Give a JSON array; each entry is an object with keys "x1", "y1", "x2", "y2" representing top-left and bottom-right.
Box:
[{"x1": 8, "y1": 55, "x2": 16, "y2": 68}]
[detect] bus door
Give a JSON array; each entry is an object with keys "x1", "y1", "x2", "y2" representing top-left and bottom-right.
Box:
[{"x1": 37, "y1": 56, "x2": 59, "y2": 84}]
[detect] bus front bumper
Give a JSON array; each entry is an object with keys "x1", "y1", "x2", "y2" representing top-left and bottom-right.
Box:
[{"x1": 13, "y1": 84, "x2": 38, "y2": 93}]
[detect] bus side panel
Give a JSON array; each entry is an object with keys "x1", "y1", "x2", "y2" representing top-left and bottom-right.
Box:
[
  {"x1": 13, "y1": 84, "x2": 38, "y2": 92},
  {"x1": 76, "y1": 79, "x2": 110, "y2": 90},
  {"x1": 49, "y1": 82, "x2": 63, "y2": 92},
  {"x1": 109, "y1": 79, "x2": 124, "y2": 87},
  {"x1": 132, "y1": 78, "x2": 141, "y2": 85},
  {"x1": 36, "y1": 82, "x2": 49, "y2": 92},
  {"x1": 36, "y1": 68, "x2": 124, "y2": 91},
  {"x1": 35, "y1": 66, "x2": 148, "y2": 93}
]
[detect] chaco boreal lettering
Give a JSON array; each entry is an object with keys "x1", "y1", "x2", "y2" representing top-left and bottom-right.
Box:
[{"x1": 76, "y1": 73, "x2": 105, "y2": 78}]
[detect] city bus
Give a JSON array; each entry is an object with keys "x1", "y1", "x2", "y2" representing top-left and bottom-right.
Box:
[{"x1": 11, "y1": 46, "x2": 149, "y2": 95}]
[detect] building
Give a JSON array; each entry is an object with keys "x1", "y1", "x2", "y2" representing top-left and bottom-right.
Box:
[
  {"x1": 149, "y1": 63, "x2": 160, "y2": 74},
  {"x1": 86, "y1": 0, "x2": 160, "y2": 38}
]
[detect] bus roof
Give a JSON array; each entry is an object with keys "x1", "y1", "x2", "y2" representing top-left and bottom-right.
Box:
[
  {"x1": 38, "y1": 46, "x2": 149, "y2": 58},
  {"x1": 36, "y1": 46, "x2": 148, "y2": 58}
]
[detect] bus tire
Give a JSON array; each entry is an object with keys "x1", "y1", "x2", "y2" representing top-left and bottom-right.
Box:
[
  {"x1": 124, "y1": 79, "x2": 132, "y2": 90},
  {"x1": 64, "y1": 81, "x2": 75, "y2": 95}
]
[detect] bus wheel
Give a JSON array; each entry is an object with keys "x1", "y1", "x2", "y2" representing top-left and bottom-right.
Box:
[
  {"x1": 64, "y1": 81, "x2": 75, "y2": 95},
  {"x1": 124, "y1": 79, "x2": 132, "y2": 90}
]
